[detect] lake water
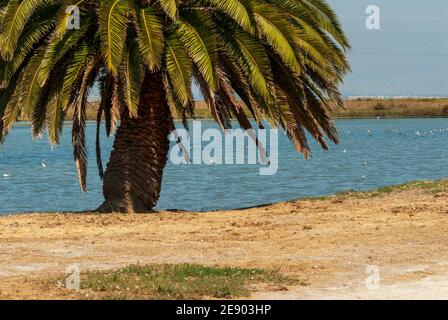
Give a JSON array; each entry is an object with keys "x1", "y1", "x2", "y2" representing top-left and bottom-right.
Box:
[{"x1": 0, "y1": 119, "x2": 447, "y2": 214}]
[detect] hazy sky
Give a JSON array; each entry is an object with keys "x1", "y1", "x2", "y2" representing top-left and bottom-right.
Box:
[{"x1": 328, "y1": 0, "x2": 448, "y2": 96}]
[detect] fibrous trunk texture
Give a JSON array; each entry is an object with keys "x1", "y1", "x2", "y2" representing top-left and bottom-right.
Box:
[{"x1": 98, "y1": 72, "x2": 172, "y2": 213}]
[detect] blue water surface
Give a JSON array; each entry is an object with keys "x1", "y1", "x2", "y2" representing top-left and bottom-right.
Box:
[{"x1": 0, "y1": 118, "x2": 447, "y2": 214}]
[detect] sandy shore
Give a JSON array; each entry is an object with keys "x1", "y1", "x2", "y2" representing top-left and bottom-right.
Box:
[{"x1": 1, "y1": 181, "x2": 448, "y2": 300}]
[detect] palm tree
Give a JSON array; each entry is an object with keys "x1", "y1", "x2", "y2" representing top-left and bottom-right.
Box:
[{"x1": 0, "y1": 0, "x2": 350, "y2": 213}]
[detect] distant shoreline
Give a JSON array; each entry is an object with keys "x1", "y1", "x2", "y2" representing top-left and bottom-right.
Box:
[
  {"x1": 13, "y1": 98, "x2": 448, "y2": 123},
  {"x1": 11, "y1": 115, "x2": 448, "y2": 129},
  {"x1": 83, "y1": 98, "x2": 448, "y2": 120}
]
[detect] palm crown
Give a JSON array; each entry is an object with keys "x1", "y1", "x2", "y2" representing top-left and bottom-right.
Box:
[{"x1": 0, "y1": 0, "x2": 350, "y2": 212}]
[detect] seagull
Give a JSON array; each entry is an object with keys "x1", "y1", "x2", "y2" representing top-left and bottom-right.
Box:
[
  {"x1": 361, "y1": 175, "x2": 367, "y2": 180},
  {"x1": 41, "y1": 160, "x2": 48, "y2": 168},
  {"x1": 2, "y1": 173, "x2": 10, "y2": 177},
  {"x1": 415, "y1": 131, "x2": 421, "y2": 136}
]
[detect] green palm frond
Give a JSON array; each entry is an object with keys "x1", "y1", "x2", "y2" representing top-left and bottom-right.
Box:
[
  {"x1": 45, "y1": 91, "x2": 65, "y2": 145},
  {"x1": 134, "y1": 5, "x2": 164, "y2": 71},
  {"x1": 158, "y1": 0, "x2": 178, "y2": 20},
  {"x1": 0, "y1": 0, "x2": 37, "y2": 59},
  {"x1": 0, "y1": 6, "x2": 56, "y2": 87},
  {"x1": 296, "y1": 0, "x2": 350, "y2": 49},
  {"x1": 177, "y1": 11, "x2": 218, "y2": 90},
  {"x1": 1, "y1": 79, "x2": 22, "y2": 137},
  {"x1": 17, "y1": 48, "x2": 46, "y2": 119},
  {"x1": 99, "y1": 0, "x2": 129, "y2": 75},
  {"x1": 252, "y1": 2, "x2": 301, "y2": 74},
  {"x1": 0, "y1": 70, "x2": 20, "y2": 141},
  {"x1": 57, "y1": 42, "x2": 91, "y2": 113},
  {"x1": 0, "y1": 0, "x2": 57, "y2": 59},
  {"x1": 165, "y1": 32, "x2": 193, "y2": 107},
  {"x1": 38, "y1": 16, "x2": 92, "y2": 85},
  {"x1": 219, "y1": 25, "x2": 273, "y2": 102},
  {"x1": 207, "y1": 0, "x2": 254, "y2": 33}
]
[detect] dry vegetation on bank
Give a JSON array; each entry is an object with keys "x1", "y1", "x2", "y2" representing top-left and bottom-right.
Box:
[
  {"x1": 62, "y1": 98, "x2": 448, "y2": 122},
  {"x1": 336, "y1": 98, "x2": 448, "y2": 118}
]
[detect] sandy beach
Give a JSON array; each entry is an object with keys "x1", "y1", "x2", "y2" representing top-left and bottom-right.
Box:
[{"x1": 0, "y1": 181, "x2": 448, "y2": 299}]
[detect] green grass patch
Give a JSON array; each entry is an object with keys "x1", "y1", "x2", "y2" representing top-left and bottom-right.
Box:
[
  {"x1": 71, "y1": 264, "x2": 297, "y2": 300},
  {"x1": 366, "y1": 180, "x2": 448, "y2": 197},
  {"x1": 307, "y1": 179, "x2": 448, "y2": 201}
]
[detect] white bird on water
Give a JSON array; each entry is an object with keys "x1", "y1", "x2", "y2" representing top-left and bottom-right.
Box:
[
  {"x1": 2, "y1": 173, "x2": 10, "y2": 177},
  {"x1": 41, "y1": 160, "x2": 48, "y2": 168}
]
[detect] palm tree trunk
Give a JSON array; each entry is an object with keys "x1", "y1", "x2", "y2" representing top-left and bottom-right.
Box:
[{"x1": 97, "y1": 71, "x2": 172, "y2": 213}]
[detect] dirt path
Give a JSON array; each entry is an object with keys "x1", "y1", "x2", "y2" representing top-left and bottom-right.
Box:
[{"x1": 1, "y1": 181, "x2": 448, "y2": 299}]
